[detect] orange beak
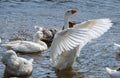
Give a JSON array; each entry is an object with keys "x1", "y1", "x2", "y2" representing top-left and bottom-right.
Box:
[{"x1": 70, "y1": 9, "x2": 77, "y2": 14}]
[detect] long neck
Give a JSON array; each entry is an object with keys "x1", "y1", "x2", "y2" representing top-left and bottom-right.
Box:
[
  {"x1": 33, "y1": 35, "x2": 47, "y2": 47},
  {"x1": 63, "y1": 15, "x2": 69, "y2": 29},
  {"x1": 33, "y1": 37, "x2": 41, "y2": 43}
]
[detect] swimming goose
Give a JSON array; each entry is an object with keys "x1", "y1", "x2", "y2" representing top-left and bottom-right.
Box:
[
  {"x1": 2, "y1": 28, "x2": 47, "y2": 53},
  {"x1": 1, "y1": 50, "x2": 33, "y2": 77},
  {"x1": 106, "y1": 67, "x2": 120, "y2": 78},
  {"x1": 50, "y1": 10, "x2": 112, "y2": 70}
]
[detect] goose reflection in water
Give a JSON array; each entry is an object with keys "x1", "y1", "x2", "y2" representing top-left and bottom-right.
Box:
[
  {"x1": 54, "y1": 68, "x2": 85, "y2": 78},
  {"x1": 3, "y1": 68, "x2": 32, "y2": 78}
]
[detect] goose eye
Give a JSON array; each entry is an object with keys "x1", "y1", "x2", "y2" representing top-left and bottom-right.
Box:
[
  {"x1": 24, "y1": 62, "x2": 27, "y2": 64},
  {"x1": 67, "y1": 11, "x2": 70, "y2": 12}
]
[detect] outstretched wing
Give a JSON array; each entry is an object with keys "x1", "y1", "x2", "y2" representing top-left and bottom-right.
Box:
[
  {"x1": 73, "y1": 19, "x2": 112, "y2": 56},
  {"x1": 50, "y1": 18, "x2": 112, "y2": 64},
  {"x1": 74, "y1": 18, "x2": 112, "y2": 39},
  {"x1": 50, "y1": 28, "x2": 89, "y2": 63}
]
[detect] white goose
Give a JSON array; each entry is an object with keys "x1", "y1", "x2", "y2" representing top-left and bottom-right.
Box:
[
  {"x1": 50, "y1": 9, "x2": 112, "y2": 70},
  {"x1": 34, "y1": 26, "x2": 58, "y2": 47},
  {"x1": 2, "y1": 28, "x2": 47, "y2": 53},
  {"x1": 106, "y1": 67, "x2": 120, "y2": 78},
  {"x1": 1, "y1": 50, "x2": 33, "y2": 77}
]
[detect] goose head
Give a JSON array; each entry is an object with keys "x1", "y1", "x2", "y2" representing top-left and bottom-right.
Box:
[
  {"x1": 36, "y1": 31, "x2": 44, "y2": 39},
  {"x1": 34, "y1": 26, "x2": 46, "y2": 39},
  {"x1": 33, "y1": 30, "x2": 44, "y2": 43},
  {"x1": 2, "y1": 50, "x2": 33, "y2": 77},
  {"x1": 106, "y1": 67, "x2": 120, "y2": 78},
  {"x1": 34, "y1": 26, "x2": 53, "y2": 41},
  {"x1": 4, "y1": 50, "x2": 17, "y2": 59},
  {"x1": 6, "y1": 50, "x2": 17, "y2": 55},
  {"x1": 63, "y1": 9, "x2": 77, "y2": 29},
  {"x1": 65, "y1": 9, "x2": 77, "y2": 18},
  {"x1": 1, "y1": 50, "x2": 17, "y2": 65}
]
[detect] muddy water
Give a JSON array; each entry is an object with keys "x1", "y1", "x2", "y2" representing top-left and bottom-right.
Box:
[{"x1": 0, "y1": 0, "x2": 120, "y2": 78}]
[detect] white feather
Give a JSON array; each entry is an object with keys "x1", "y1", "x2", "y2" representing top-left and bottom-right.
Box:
[
  {"x1": 74, "y1": 18, "x2": 112, "y2": 39},
  {"x1": 50, "y1": 28, "x2": 89, "y2": 64},
  {"x1": 1, "y1": 50, "x2": 33, "y2": 76},
  {"x1": 50, "y1": 18, "x2": 112, "y2": 70},
  {"x1": 2, "y1": 30, "x2": 47, "y2": 53}
]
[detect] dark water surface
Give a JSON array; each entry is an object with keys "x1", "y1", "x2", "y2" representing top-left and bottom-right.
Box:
[{"x1": 0, "y1": 0, "x2": 120, "y2": 78}]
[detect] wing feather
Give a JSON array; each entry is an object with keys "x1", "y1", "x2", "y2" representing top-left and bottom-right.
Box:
[
  {"x1": 74, "y1": 18, "x2": 112, "y2": 56},
  {"x1": 50, "y1": 18, "x2": 112, "y2": 64},
  {"x1": 50, "y1": 28, "x2": 88, "y2": 63},
  {"x1": 74, "y1": 18, "x2": 112, "y2": 39}
]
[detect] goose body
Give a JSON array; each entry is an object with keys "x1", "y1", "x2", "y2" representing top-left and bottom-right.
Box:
[
  {"x1": 106, "y1": 67, "x2": 120, "y2": 78},
  {"x1": 1, "y1": 50, "x2": 33, "y2": 77},
  {"x1": 2, "y1": 30, "x2": 47, "y2": 53},
  {"x1": 50, "y1": 9, "x2": 112, "y2": 70}
]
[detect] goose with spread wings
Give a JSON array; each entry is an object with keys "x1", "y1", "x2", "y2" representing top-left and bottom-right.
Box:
[{"x1": 50, "y1": 10, "x2": 112, "y2": 70}]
